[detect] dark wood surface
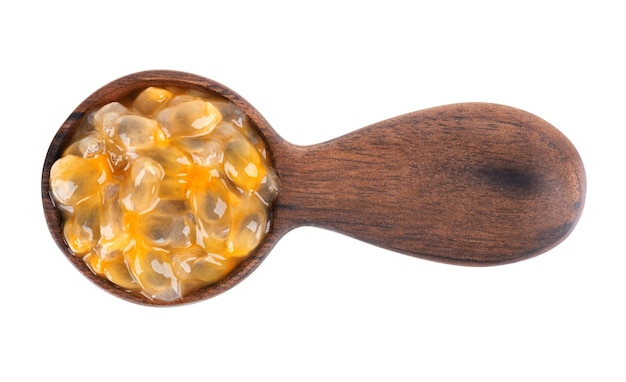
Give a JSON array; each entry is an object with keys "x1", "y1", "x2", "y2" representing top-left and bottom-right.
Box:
[{"x1": 42, "y1": 71, "x2": 586, "y2": 306}]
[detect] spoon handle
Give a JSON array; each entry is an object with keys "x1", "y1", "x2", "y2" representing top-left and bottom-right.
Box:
[{"x1": 271, "y1": 103, "x2": 585, "y2": 265}]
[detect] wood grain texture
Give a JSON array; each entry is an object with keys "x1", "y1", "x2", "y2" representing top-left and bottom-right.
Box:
[
  {"x1": 42, "y1": 71, "x2": 586, "y2": 306},
  {"x1": 270, "y1": 103, "x2": 585, "y2": 266}
]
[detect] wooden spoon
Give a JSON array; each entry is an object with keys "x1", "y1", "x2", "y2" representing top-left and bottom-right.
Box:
[{"x1": 42, "y1": 70, "x2": 586, "y2": 306}]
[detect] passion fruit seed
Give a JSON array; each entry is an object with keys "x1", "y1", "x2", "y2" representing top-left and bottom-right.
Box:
[{"x1": 50, "y1": 86, "x2": 279, "y2": 301}]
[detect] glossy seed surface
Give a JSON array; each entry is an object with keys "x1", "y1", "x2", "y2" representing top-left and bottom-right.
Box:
[{"x1": 49, "y1": 87, "x2": 279, "y2": 301}]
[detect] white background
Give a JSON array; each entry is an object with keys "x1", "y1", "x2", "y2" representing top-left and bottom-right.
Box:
[{"x1": 1, "y1": 1, "x2": 624, "y2": 381}]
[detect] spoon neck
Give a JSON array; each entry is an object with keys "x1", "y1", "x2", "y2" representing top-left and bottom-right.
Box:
[{"x1": 270, "y1": 130, "x2": 409, "y2": 233}]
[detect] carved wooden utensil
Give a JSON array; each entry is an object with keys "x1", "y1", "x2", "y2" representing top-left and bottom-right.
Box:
[{"x1": 42, "y1": 70, "x2": 586, "y2": 306}]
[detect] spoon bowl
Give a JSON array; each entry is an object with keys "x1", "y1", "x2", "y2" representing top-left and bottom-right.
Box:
[{"x1": 42, "y1": 70, "x2": 586, "y2": 306}]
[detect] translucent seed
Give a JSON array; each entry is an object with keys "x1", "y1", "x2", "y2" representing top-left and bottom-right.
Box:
[
  {"x1": 85, "y1": 252, "x2": 138, "y2": 291},
  {"x1": 157, "y1": 100, "x2": 222, "y2": 138},
  {"x1": 223, "y1": 134, "x2": 266, "y2": 192},
  {"x1": 179, "y1": 88, "x2": 213, "y2": 99},
  {"x1": 92, "y1": 102, "x2": 129, "y2": 137},
  {"x1": 100, "y1": 182, "x2": 124, "y2": 241},
  {"x1": 127, "y1": 248, "x2": 181, "y2": 301},
  {"x1": 153, "y1": 198, "x2": 189, "y2": 215},
  {"x1": 63, "y1": 131, "x2": 105, "y2": 158},
  {"x1": 159, "y1": 177, "x2": 189, "y2": 200},
  {"x1": 120, "y1": 157, "x2": 164, "y2": 214},
  {"x1": 137, "y1": 145, "x2": 192, "y2": 177},
  {"x1": 190, "y1": 254, "x2": 240, "y2": 283},
  {"x1": 191, "y1": 178, "x2": 231, "y2": 222},
  {"x1": 85, "y1": 251, "x2": 105, "y2": 273},
  {"x1": 176, "y1": 137, "x2": 223, "y2": 168},
  {"x1": 169, "y1": 247, "x2": 212, "y2": 299},
  {"x1": 138, "y1": 200, "x2": 194, "y2": 249},
  {"x1": 104, "y1": 140, "x2": 129, "y2": 171},
  {"x1": 191, "y1": 178, "x2": 232, "y2": 251},
  {"x1": 98, "y1": 231, "x2": 134, "y2": 261},
  {"x1": 212, "y1": 120, "x2": 240, "y2": 141},
  {"x1": 114, "y1": 115, "x2": 165, "y2": 150},
  {"x1": 213, "y1": 118, "x2": 267, "y2": 160},
  {"x1": 133, "y1": 87, "x2": 173, "y2": 116},
  {"x1": 50, "y1": 155, "x2": 108, "y2": 207},
  {"x1": 190, "y1": 178, "x2": 231, "y2": 225},
  {"x1": 63, "y1": 220, "x2": 93, "y2": 255},
  {"x1": 226, "y1": 195, "x2": 267, "y2": 257},
  {"x1": 167, "y1": 94, "x2": 195, "y2": 106},
  {"x1": 170, "y1": 246, "x2": 202, "y2": 278},
  {"x1": 211, "y1": 100, "x2": 246, "y2": 127},
  {"x1": 103, "y1": 259, "x2": 138, "y2": 290},
  {"x1": 231, "y1": 114, "x2": 270, "y2": 160},
  {"x1": 63, "y1": 194, "x2": 101, "y2": 255},
  {"x1": 255, "y1": 169, "x2": 280, "y2": 205},
  {"x1": 171, "y1": 248, "x2": 235, "y2": 298}
]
